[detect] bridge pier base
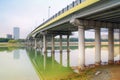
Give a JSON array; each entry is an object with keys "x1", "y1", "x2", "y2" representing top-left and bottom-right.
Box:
[
  {"x1": 108, "y1": 28, "x2": 114, "y2": 64},
  {"x1": 78, "y1": 26, "x2": 85, "y2": 70},
  {"x1": 95, "y1": 27, "x2": 101, "y2": 66}
]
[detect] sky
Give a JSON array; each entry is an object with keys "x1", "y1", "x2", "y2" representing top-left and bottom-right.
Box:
[
  {"x1": 0, "y1": 0, "x2": 96, "y2": 39},
  {"x1": 0, "y1": 0, "x2": 74, "y2": 39}
]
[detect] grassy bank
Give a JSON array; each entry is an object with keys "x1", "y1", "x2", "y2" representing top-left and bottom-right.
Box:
[
  {"x1": 62, "y1": 64, "x2": 120, "y2": 80},
  {"x1": 0, "y1": 42, "x2": 25, "y2": 47}
]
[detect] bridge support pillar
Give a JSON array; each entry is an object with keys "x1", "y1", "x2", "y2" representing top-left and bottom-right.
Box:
[
  {"x1": 30, "y1": 40, "x2": 32, "y2": 46},
  {"x1": 34, "y1": 38, "x2": 37, "y2": 49},
  {"x1": 78, "y1": 26, "x2": 85, "y2": 70},
  {"x1": 60, "y1": 35, "x2": 62, "y2": 52},
  {"x1": 67, "y1": 51, "x2": 70, "y2": 67},
  {"x1": 52, "y1": 51, "x2": 55, "y2": 68},
  {"x1": 51, "y1": 35, "x2": 55, "y2": 53},
  {"x1": 27, "y1": 40, "x2": 30, "y2": 46},
  {"x1": 60, "y1": 51, "x2": 62, "y2": 65},
  {"x1": 39, "y1": 39, "x2": 43, "y2": 51},
  {"x1": 108, "y1": 28, "x2": 114, "y2": 64},
  {"x1": 67, "y1": 35, "x2": 70, "y2": 52},
  {"x1": 43, "y1": 35, "x2": 47, "y2": 53},
  {"x1": 95, "y1": 27, "x2": 101, "y2": 66},
  {"x1": 43, "y1": 52, "x2": 47, "y2": 70},
  {"x1": 32, "y1": 40, "x2": 34, "y2": 47}
]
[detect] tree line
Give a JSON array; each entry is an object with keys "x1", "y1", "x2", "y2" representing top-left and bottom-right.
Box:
[
  {"x1": 0, "y1": 38, "x2": 25, "y2": 43},
  {"x1": 0, "y1": 38, "x2": 119, "y2": 42}
]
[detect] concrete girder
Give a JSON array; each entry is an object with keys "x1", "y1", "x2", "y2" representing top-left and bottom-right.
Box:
[
  {"x1": 70, "y1": 19, "x2": 119, "y2": 29},
  {"x1": 45, "y1": 30, "x2": 72, "y2": 35}
]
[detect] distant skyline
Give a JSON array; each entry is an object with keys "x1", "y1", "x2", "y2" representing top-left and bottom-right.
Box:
[
  {"x1": 13, "y1": 27, "x2": 20, "y2": 40},
  {"x1": 0, "y1": 0, "x2": 74, "y2": 39},
  {"x1": 0, "y1": 0, "x2": 108, "y2": 39}
]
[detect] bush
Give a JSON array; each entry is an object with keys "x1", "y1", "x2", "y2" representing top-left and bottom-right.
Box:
[
  {"x1": 8, "y1": 40, "x2": 17, "y2": 43},
  {"x1": 0, "y1": 38, "x2": 10, "y2": 42}
]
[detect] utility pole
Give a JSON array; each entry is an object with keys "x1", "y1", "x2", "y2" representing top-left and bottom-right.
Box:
[{"x1": 48, "y1": 6, "x2": 51, "y2": 18}]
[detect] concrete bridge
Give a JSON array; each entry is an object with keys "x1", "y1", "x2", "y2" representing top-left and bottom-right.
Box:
[{"x1": 26, "y1": 0, "x2": 120, "y2": 70}]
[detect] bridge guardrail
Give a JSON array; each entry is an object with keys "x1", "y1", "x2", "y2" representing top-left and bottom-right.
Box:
[{"x1": 32, "y1": 0, "x2": 85, "y2": 33}]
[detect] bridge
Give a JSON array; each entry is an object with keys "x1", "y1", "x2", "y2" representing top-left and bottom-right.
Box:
[{"x1": 26, "y1": 0, "x2": 120, "y2": 70}]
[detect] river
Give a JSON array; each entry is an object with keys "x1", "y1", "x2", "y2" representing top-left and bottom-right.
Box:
[{"x1": 0, "y1": 46, "x2": 119, "y2": 80}]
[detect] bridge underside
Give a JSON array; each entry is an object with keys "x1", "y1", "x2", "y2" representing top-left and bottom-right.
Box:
[{"x1": 27, "y1": 0, "x2": 120, "y2": 70}]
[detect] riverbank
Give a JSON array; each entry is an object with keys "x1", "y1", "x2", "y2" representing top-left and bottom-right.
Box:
[
  {"x1": 65, "y1": 64, "x2": 120, "y2": 80},
  {"x1": 0, "y1": 42, "x2": 25, "y2": 47},
  {"x1": 90, "y1": 64, "x2": 120, "y2": 80}
]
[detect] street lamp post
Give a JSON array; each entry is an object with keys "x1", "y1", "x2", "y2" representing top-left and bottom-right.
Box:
[{"x1": 48, "y1": 6, "x2": 51, "y2": 18}]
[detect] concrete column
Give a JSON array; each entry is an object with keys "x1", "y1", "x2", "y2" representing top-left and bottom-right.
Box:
[
  {"x1": 67, "y1": 35, "x2": 70, "y2": 52},
  {"x1": 43, "y1": 53, "x2": 47, "y2": 70},
  {"x1": 43, "y1": 35, "x2": 47, "y2": 53},
  {"x1": 78, "y1": 26, "x2": 85, "y2": 70},
  {"x1": 52, "y1": 52, "x2": 55, "y2": 68},
  {"x1": 60, "y1": 51, "x2": 62, "y2": 65},
  {"x1": 35, "y1": 50, "x2": 37, "y2": 58},
  {"x1": 67, "y1": 51, "x2": 70, "y2": 67},
  {"x1": 32, "y1": 40, "x2": 34, "y2": 47},
  {"x1": 108, "y1": 28, "x2": 114, "y2": 64},
  {"x1": 119, "y1": 29, "x2": 120, "y2": 62},
  {"x1": 28, "y1": 40, "x2": 30, "y2": 46},
  {"x1": 40, "y1": 39, "x2": 43, "y2": 51},
  {"x1": 95, "y1": 27, "x2": 101, "y2": 65},
  {"x1": 34, "y1": 38, "x2": 37, "y2": 49},
  {"x1": 27, "y1": 40, "x2": 30, "y2": 46},
  {"x1": 51, "y1": 35, "x2": 55, "y2": 53},
  {"x1": 30, "y1": 40, "x2": 32, "y2": 47},
  {"x1": 60, "y1": 35, "x2": 62, "y2": 52}
]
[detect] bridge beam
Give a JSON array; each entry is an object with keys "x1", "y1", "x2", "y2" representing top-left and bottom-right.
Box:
[
  {"x1": 108, "y1": 27, "x2": 114, "y2": 64},
  {"x1": 95, "y1": 27, "x2": 101, "y2": 66}
]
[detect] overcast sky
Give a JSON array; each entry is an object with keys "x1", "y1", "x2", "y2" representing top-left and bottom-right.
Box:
[{"x1": 0, "y1": 0, "x2": 96, "y2": 39}]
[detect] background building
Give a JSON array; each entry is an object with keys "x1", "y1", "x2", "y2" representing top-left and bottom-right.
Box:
[
  {"x1": 13, "y1": 27, "x2": 20, "y2": 40},
  {"x1": 6, "y1": 34, "x2": 12, "y2": 39}
]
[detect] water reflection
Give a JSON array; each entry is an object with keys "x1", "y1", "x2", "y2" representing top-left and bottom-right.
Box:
[
  {"x1": 67, "y1": 51, "x2": 70, "y2": 67},
  {"x1": 0, "y1": 45, "x2": 119, "y2": 80},
  {"x1": 26, "y1": 46, "x2": 120, "y2": 80},
  {"x1": 0, "y1": 47, "x2": 24, "y2": 52},
  {"x1": 26, "y1": 48, "x2": 74, "y2": 80},
  {"x1": 13, "y1": 50, "x2": 20, "y2": 59},
  {"x1": 0, "y1": 47, "x2": 40, "y2": 80}
]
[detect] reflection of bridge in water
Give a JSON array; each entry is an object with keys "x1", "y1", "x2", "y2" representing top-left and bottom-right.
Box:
[
  {"x1": 26, "y1": 0, "x2": 120, "y2": 70},
  {"x1": 26, "y1": 47, "x2": 73, "y2": 80}
]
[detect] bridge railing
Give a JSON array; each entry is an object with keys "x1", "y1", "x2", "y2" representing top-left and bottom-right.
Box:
[{"x1": 33, "y1": 0, "x2": 85, "y2": 32}]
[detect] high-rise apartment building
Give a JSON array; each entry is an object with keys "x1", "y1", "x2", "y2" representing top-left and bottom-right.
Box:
[
  {"x1": 6, "y1": 34, "x2": 12, "y2": 39},
  {"x1": 13, "y1": 27, "x2": 20, "y2": 40}
]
